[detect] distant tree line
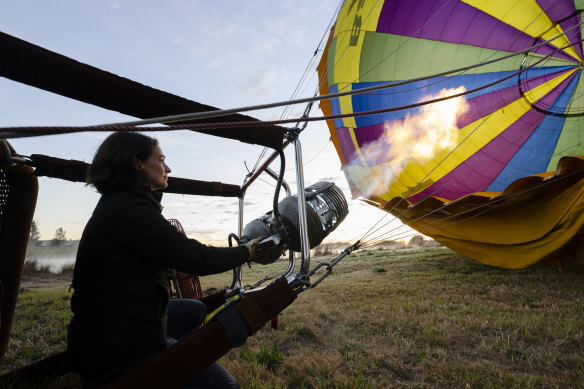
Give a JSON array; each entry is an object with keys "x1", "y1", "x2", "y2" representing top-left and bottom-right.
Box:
[{"x1": 29, "y1": 219, "x2": 70, "y2": 247}]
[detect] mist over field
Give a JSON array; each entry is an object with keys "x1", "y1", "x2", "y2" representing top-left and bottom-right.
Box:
[{"x1": 25, "y1": 245, "x2": 78, "y2": 273}]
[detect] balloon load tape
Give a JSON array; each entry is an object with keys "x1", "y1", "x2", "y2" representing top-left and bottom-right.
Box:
[{"x1": 203, "y1": 294, "x2": 242, "y2": 325}]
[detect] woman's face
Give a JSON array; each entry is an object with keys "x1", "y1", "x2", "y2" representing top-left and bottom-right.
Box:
[{"x1": 139, "y1": 145, "x2": 171, "y2": 190}]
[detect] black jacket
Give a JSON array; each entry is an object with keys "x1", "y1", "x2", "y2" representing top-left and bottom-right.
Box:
[{"x1": 67, "y1": 187, "x2": 248, "y2": 379}]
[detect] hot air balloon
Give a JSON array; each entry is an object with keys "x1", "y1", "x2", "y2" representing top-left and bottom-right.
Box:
[{"x1": 317, "y1": 0, "x2": 584, "y2": 268}]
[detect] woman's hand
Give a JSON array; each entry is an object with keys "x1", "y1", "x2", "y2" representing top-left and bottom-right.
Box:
[{"x1": 243, "y1": 237, "x2": 263, "y2": 260}]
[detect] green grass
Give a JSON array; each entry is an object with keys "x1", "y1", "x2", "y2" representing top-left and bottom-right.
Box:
[
  {"x1": 1, "y1": 291, "x2": 72, "y2": 368},
  {"x1": 2, "y1": 247, "x2": 583, "y2": 388},
  {"x1": 240, "y1": 341, "x2": 284, "y2": 370}
]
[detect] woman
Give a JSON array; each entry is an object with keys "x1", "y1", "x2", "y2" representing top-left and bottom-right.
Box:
[{"x1": 67, "y1": 132, "x2": 259, "y2": 388}]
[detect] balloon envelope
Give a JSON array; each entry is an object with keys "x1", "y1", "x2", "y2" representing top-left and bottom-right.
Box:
[{"x1": 318, "y1": 0, "x2": 584, "y2": 268}]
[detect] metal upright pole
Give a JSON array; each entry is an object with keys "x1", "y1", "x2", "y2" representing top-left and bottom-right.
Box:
[
  {"x1": 293, "y1": 137, "x2": 311, "y2": 275},
  {"x1": 230, "y1": 196, "x2": 245, "y2": 291},
  {"x1": 265, "y1": 167, "x2": 296, "y2": 277}
]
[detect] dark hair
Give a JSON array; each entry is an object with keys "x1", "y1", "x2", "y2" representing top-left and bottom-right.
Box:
[{"x1": 87, "y1": 132, "x2": 158, "y2": 193}]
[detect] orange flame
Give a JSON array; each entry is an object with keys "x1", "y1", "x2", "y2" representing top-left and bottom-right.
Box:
[{"x1": 359, "y1": 87, "x2": 469, "y2": 197}]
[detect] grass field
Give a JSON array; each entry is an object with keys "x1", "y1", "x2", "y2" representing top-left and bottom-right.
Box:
[{"x1": 2, "y1": 246, "x2": 583, "y2": 388}]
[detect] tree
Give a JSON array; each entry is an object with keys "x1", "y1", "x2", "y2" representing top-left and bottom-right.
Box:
[
  {"x1": 53, "y1": 227, "x2": 67, "y2": 246},
  {"x1": 408, "y1": 235, "x2": 425, "y2": 248},
  {"x1": 30, "y1": 220, "x2": 41, "y2": 243}
]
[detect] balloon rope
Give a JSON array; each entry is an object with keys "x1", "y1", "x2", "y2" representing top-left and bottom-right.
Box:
[
  {"x1": 359, "y1": 165, "x2": 584, "y2": 248},
  {"x1": 358, "y1": 117, "x2": 584, "y2": 246},
  {"x1": 0, "y1": 39, "x2": 571, "y2": 139},
  {"x1": 354, "y1": 40, "x2": 576, "y2": 245},
  {"x1": 365, "y1": 68, "x2": 584, "y2": 244},
  {"x1": 284, "y1": 0, "x2": 343, "y2": 120},
  {"x1": 359, "y1": 140, "x2": 584, "y2": 247},
  {"x1": 352, "y1": 40, "x2": 570, "y2": 243},
  {"x1": 98, "y1": 20, "x2": 584, "y2": 127},
  {"x1": 246, "y1": 0, "x2": 344, "y2": 179},
  {"x1": 319, "y1": 0, "x2": 389, "y2": 92},
  {"x1": 323, "y1": 3, "x2": 583, "y2": 247},
  {"x1": 321, "y1": 0, "x2": 454, "y2": 94},
  {"x1": 328, "y1": 0, "x2": 542, "y2": 245}
]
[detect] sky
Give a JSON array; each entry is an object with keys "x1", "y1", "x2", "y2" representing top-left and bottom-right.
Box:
[{"x1": 0, "y1": 0, "x2": 397, "y2": 246}]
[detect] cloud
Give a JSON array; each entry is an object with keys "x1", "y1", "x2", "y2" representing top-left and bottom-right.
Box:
[
  {"x1": 156, "y1": 133, "x2": 204, "y2": 149},
  {"x1": 204, "y1": 56, "x2": 229, "y2": 72},
  {"x1": 209, "y1": 21, "x2": 241, "y2": 40},
  {"x1": 236, "y1": 67, "x2": 280, "y2": 99},
  {"x1": 250, "y1": 35, "x2": 283, "y2": 56}
]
